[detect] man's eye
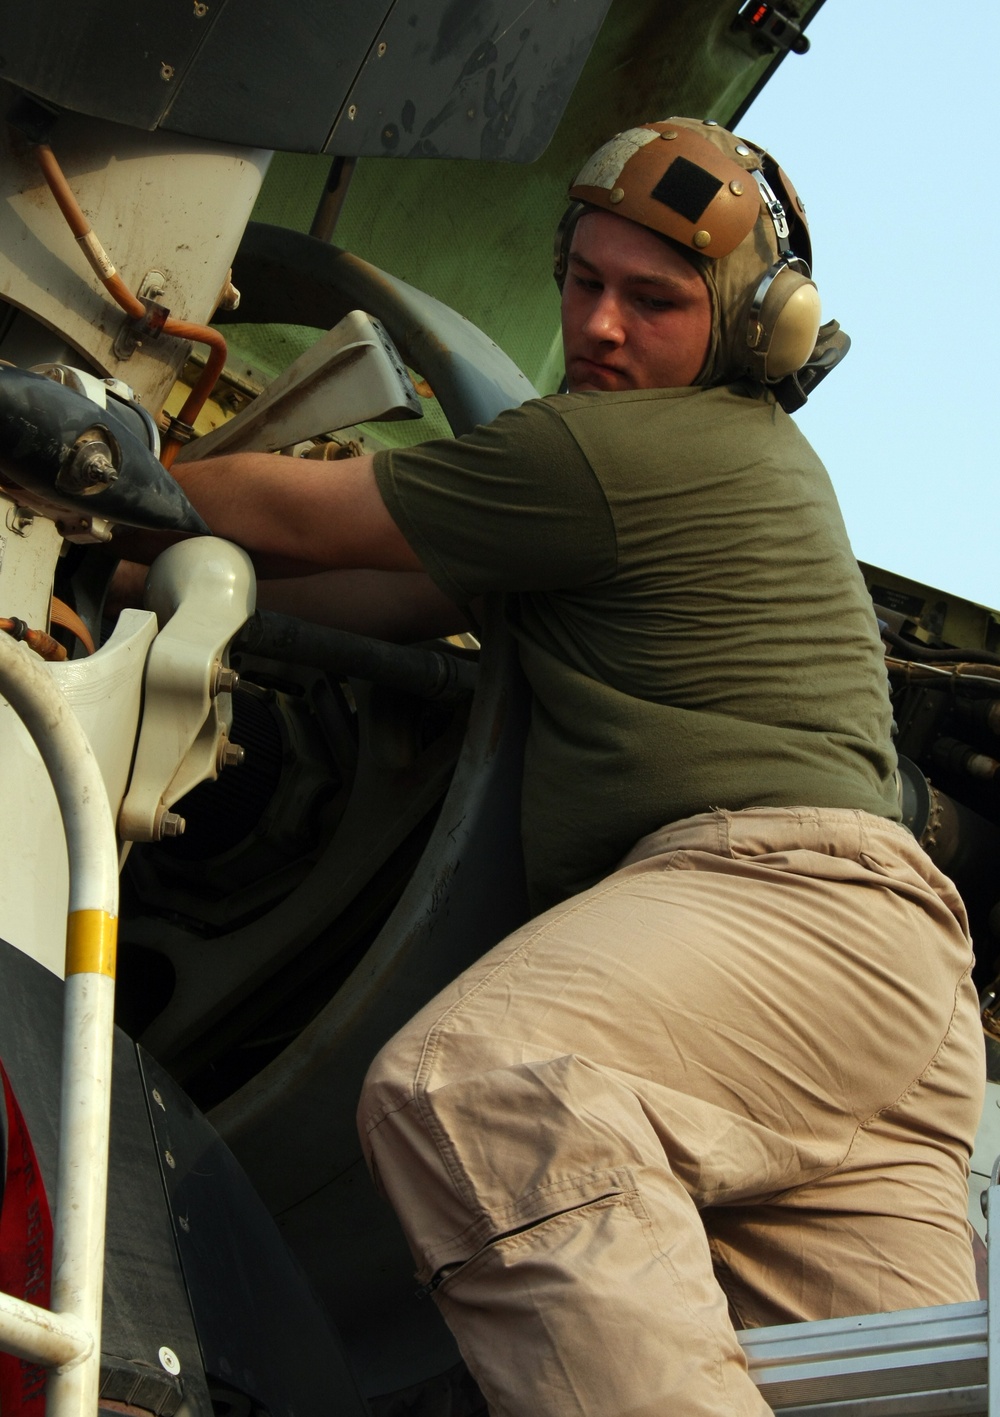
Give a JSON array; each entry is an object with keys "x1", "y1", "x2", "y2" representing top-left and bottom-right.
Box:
[
  {"x1": 640, "y1": 296, "x2": 672, "y2": 311},
  {"x1": 572, "y1": 274, "x2": 601, "y2": 292}
]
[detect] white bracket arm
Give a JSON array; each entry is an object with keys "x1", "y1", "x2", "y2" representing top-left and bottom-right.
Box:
[{"x1": 118, "y1": 537, "x2": 256, "y2": 843}]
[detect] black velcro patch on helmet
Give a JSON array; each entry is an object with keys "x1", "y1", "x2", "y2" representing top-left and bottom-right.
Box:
[{"x1": 649, "y1": 156, "x2": 722, "y2": 223}]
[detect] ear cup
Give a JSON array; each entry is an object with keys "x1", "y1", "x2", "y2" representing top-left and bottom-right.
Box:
[{"x1": 750, "y1": 261, "x2": 822, "y2": 379}]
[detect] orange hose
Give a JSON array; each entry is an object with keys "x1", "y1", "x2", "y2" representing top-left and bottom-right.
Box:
[
  {"x1": 1, "y1": 617, "x2": 68, "y2": 662},
  {"x1": 33, "y1": 143, "x2": 228, "y2": 466},
  {"x1": 50, "y1": 597, "x2": 96, "y2": 656},
  {"x1": 158, "y1": 324, "x2": 228, "y2": 469}
]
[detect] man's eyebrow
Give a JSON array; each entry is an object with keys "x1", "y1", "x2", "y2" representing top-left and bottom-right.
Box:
[{"x1": 567, "y1": 250, "x2": 692, "y2": 292}]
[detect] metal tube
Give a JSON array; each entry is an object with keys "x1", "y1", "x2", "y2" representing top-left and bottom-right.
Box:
[
  {"x1": 0, "y1": 1293, "x2": 91, "y2": 1370},
  {"x1": 0, "y1": 632, "x2": 119, "y2": 1416}
]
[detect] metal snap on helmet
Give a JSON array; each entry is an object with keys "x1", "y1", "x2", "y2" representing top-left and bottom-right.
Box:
[{"x1": 555, "y1": 117, "x2": 848, "y2": 406}]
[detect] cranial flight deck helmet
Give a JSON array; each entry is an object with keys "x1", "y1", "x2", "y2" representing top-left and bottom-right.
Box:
[{"x1": 554, "y1": 117, "x2": 849, "y2": 409}]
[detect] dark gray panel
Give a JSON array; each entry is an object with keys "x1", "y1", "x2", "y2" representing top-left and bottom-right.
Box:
[
  {"x1": 0, "y1": 0, "x2": 232, "y2": 131},
  {"x1": 0, "y1": 943, "x2": 212, "y2": 1415},
  {"x1": 326, "y1": 0, "x2": 614, "y2": 160},
  {"x1": 162, "y1": 0, "x2": 391, "y2": 151},
  {"x1": 3, "y1": 0, "x2": 610, "y2": 158},
  {"x1": 140, "y1": 1050, "x2": 369, "y2": 1417}
]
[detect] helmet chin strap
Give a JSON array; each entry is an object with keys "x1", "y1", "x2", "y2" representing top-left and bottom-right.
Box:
[{"x1": 751, "y1": 169, "x2": 792, "y2": 248}]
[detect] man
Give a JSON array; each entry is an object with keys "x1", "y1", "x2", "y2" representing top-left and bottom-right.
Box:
[{"x1": 174, "y1": 119, "x2": 983, "y2": 1415}]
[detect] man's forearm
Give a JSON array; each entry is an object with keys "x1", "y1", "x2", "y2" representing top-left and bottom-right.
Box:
[{"x1": 170, "y1": 451, "x2": 422, "y2": 573}]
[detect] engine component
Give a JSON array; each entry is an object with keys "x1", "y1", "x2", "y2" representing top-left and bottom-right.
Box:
[{"x1": 0, "y1": 367, "x2": 208, "y2": 533}]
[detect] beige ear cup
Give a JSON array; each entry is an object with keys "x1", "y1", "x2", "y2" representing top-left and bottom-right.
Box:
[{"x1": 750, "y1": 262, "x2": 822, "y2": 380}]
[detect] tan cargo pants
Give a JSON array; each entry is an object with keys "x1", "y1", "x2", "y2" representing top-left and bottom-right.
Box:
[{"x1": 358, "y1": 807, "x2": 984, "y2": 1416}]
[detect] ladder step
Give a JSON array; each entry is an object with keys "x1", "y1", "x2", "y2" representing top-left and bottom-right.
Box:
[{"x1": 739, "y1": 1300, "x2": 987, "y2": 1415}]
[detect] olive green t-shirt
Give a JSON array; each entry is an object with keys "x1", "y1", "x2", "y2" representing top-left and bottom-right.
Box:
[{"x1": 374, "y1": 385, "x2": 899, "y2": 910}]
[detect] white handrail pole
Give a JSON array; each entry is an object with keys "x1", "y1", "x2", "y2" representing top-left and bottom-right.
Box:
[{"x1": 0, "y1": 633, "x2": 119, "y2": 1416}]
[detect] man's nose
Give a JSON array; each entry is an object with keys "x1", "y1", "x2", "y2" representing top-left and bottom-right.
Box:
[{"x1": 583, "y1": 292, "x2": 626, "y2": 344}]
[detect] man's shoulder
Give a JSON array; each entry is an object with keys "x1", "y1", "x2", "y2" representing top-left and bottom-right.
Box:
[{"x1": 540, "y1": 383, "x2": 774, "y2": 429}]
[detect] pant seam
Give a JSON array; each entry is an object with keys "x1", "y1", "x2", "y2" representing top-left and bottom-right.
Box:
[
  {"x1": 857, "y1": 963, "x2": 973, "y2": 1131},
  {"x1": 628, "y1": 1184, "x2": 737, "y2": 1404}
]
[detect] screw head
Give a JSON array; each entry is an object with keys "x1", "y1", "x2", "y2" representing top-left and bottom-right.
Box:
[
  {"x1": 693, "y1": 230, "x2": 711, "y2": 249},
  {"x1": 158, "y1": 1347, "x2": 181, "y2": 1375},
  {"x1": 609, "y1": 187, "x2": 625, "y2": 205}
]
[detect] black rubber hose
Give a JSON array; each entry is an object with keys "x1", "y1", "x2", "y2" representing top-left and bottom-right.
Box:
[
  {"x1": 880, "y1": 626, "x2": 1000, "y2": 667},
  {"x1": 234, "y1": 610, "x2": 477, "y2": 703}
]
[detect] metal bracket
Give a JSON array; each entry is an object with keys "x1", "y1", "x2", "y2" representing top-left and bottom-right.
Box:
[
  {"x1": 112, "y1": 272, "x2": 170, "y2": 361},
  {"x1": 174, "y1": 308, "x2": 422, "y2": 461},
  {"x1": 118, "y1": 538, "x2": 255, "y2": 843}
]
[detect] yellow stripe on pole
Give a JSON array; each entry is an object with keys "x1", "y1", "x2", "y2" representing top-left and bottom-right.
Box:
[{"x1": 65, "y1": 910, "x2": 117, "y2": 978}]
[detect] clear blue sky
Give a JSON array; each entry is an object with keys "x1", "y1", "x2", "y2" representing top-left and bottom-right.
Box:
[{"x1": 743, "y1": 0, "x2": 999, "y2": 610}]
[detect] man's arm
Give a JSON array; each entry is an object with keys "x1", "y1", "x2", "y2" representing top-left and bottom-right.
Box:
[
  {"x1": 110, "y1": 450, "x2": 472, "y2": 641},
  {"x1": 171, "y1": 451, "x2": 421, "y2": 574},
  {"x1": 256, "y1": 570, "x2": 473, "y2": 642}
]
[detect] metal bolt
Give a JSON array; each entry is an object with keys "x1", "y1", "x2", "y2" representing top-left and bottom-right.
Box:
[
  {"x1": 660, "y1": 130, "x2": 677, "y2": 140},
  {"x1": 152, "y1": 1088, "x2": 165, "y2": 1110},
  {"x1": 693, "y1": 230, "x2": 711, "y2": 248},
  {"x1": 160, "y1": 62, "x2": 175, "y2": 82},
  {"x1": 609, "y1": 187, "x2": 624, "y2": 205},
  {"x1": 58, "y1": 434, "x2": 119, "y2": 495},
  {"x1": 158, "y1": 1347, "x2": 181, "y2": 1376},
  {"x1": 213, "y1": 663, "x2": 240, "y2": 695},
  {"x1": 78, "y1": 449, "x2": 117, "y2": 487},
  {"x1": 729, "y1": 179, "x2": 745, "y2": 196},
  {"x1": 348, "y1": 104, "x2": 358, "y2": 121},
  {"x1": 704, "y1": 119, "x2": 719, "y2": 126},
  {"x1": 218, "y1": 279, "x2": 240, "y2": 312},
  {"x1": 193, "y1": 0, "x2": 208, "y2": 14},
  {"x1": 735, "y1": 143, "x2": 751, "y2": 156},
  {"x1": 157, "y1": 810, "x2": 186, "y2": 840},
  {"x1": 164, "y1": 1150, "x2": 176, "y2": 1169},
  {"x1": 5, "y1": 504, "x2": 33, "y2": 536},
  {"x1": 377, "y1": 41, "x2": 387, "y2": 56},
  {"x1": 178, "y1": 1214, "x2": 190, "y2": 1233},
  {"x1": 218, "y1": 740, "x2": 245, "y2": 771}
]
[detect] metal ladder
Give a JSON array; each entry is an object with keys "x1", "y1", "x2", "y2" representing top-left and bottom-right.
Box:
[{"x1": 740, "y1": 1159, "x2": 999, "y2": 1415}]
